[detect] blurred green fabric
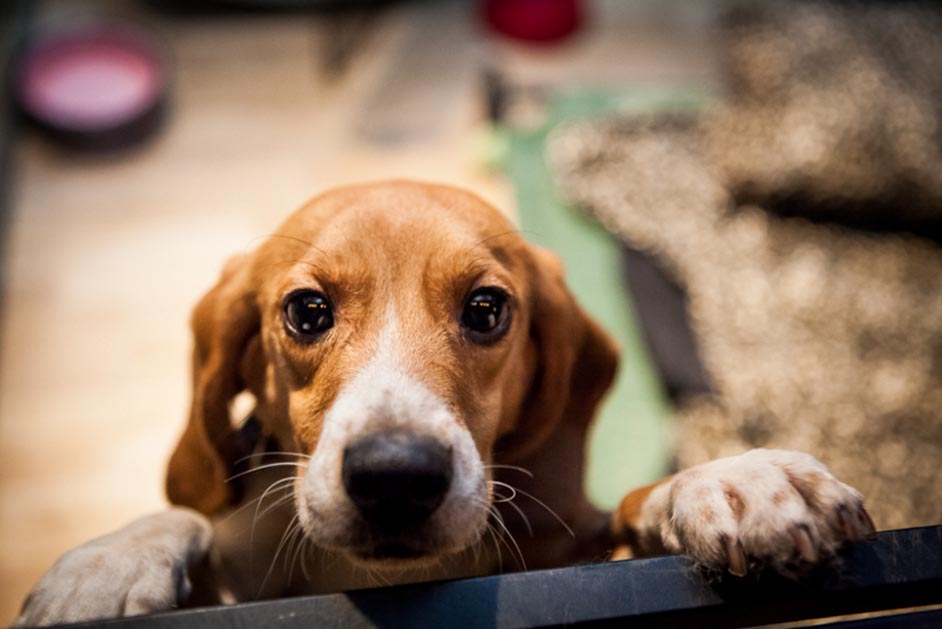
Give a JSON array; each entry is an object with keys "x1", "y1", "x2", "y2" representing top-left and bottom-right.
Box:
[{"x1": 501, "y1": 88, "x2": 708, "y2": 507}]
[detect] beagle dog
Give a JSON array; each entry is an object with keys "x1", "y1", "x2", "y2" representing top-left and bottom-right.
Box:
[{"x1": 17, "y1": 181, "x2": 875, "y2": 626}]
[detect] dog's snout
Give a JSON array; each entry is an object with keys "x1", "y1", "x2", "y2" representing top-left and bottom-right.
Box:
[{"x1": 342, "y1": 430, "x2": 453, "y2": 529}]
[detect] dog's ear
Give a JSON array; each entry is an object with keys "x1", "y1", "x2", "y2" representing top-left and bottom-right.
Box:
[
  {"x1": 166, "y1": 254, "x2": 262, "y2": 515},
  {"x1": 499, "y1": 245, "x2": 620, "y2": 461}
]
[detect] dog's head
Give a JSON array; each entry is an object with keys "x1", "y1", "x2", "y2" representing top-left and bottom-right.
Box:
[{"x1": 166, "y1": 181, "x2": 618, "y2": 566}]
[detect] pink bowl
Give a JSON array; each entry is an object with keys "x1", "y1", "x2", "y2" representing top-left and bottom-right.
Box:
[{"x1": 15, "y1": 22, "x2": 169, "y2": 149}]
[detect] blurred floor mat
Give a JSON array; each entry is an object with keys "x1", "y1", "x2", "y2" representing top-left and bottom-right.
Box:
[{"x1": 708, "y1": 0, "x2": 942, "y2": 238}]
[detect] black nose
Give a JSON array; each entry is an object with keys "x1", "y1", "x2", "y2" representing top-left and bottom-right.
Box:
[{"x1": 342, "y1": 430, "x2": 453, "y2": 530}]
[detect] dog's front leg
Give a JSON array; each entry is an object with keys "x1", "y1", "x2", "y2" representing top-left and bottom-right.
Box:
[
  {"x1": 15, "y1": 508, "x2": 212, "y2": 627},
  {"x1": 612, "y1": 449, "x2": 876, "y2": 575}
]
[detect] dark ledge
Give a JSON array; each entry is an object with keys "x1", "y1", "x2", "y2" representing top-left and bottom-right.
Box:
[{"x1": 57, "y1": 526, "x2": 942, "y2": 629}]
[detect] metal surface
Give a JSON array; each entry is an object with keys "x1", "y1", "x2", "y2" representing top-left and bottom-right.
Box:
[{"x1": 56, "y1": 526, "x2": 942, "y2": 629}]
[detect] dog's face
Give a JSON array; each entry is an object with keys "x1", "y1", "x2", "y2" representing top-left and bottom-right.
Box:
[
  {"x1": 264, "y1": 184, "x2": 535, "y2": 563},
  {"x1": 166, "y1": 181, "x2": 617, "y2": 567}
]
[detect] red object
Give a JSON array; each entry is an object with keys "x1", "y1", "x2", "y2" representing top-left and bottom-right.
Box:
[
  {"x1": 15, "y1": 23, "x2": 169, "y2": 150},
  {"x1": 484, "y1": 0, "x2": 583, "y2": 43}
]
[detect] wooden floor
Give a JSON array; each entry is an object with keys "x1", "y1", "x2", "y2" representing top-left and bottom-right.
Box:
[{"x1": 0, "y1": 0, "x2": 714, "y2": 622}]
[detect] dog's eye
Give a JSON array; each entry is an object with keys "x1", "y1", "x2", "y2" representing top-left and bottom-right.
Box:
[
  {"x1": 284, "y1": 290, "x2": 334, "y2": 340},
  {"x1": 461, "y1": 287, "x2": 510, "y2": 341}
]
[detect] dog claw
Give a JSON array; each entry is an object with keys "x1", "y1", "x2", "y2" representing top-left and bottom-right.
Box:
[
  {"x1": 837, "y1": 506, "x2": 862, "y2": 542},
  {"x1": 859, "y1": 507, "x2": 877, "y2": 541},
  {"x1": 791, "y1": 525, "x2": 818, "y2": 563},
  {"x1": 724, "y1": 537, "x2": 748, "y2": 577}
]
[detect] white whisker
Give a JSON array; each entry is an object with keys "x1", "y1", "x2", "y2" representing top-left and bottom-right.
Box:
[
  {"x1": 257, "y1": 513, "x2": 300, "y2": 599},
  {"x1": 483, "y1": 464, "x2": 534, "y2": 478},
  {"x1": 490, "y1": 507, "x2": 526, "y2": 570},
  {"x1": 251, "y1": 491, "x2": 296, "y2": 553},
  {"x1": 500, "y1": 496, "x2": 534, "y2": 537},
  {"x1": 226, "y1": 461, "x2": 309, "y2": 483},
  {"x1": 234, "y1": 451, "x2": 311, "y2": 466},
  {"x1": 490, "y1": 480, "x2": 575, "y2": 538},
  {"x1": 490, "y1": 485, "x2": 518, "y2": 503},
  {"x1": 485, "y1": 522, "x2": 503, "y2": 571},
  {"x1": 244, "y1": 479, "x2": 296, "y2": 566},
  {"x1": 217, "y1": 478, "x2": 292, "y2": 527},
  {"x1": 250, "y1": 477, "x2": 296, "y2": 543},
  {"x1": 286, "y1": 524, "x2": 306, "y2": 581},
  {"x1": 300, "y1": 538, "x2": 313, "y2": 582}
]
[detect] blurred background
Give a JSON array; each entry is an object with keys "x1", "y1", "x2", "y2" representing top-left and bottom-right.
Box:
[{"x1": 0, "y1": 0, "x2": 940, "y2": 623}]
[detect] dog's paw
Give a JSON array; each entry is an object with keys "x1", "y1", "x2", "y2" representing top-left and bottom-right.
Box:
[
  {"x1": 663, "y1": 449, "x2": 875, "y2": 576},
  {"x1": 15, "y1": 508, "x2": 211, "y2": 627}
]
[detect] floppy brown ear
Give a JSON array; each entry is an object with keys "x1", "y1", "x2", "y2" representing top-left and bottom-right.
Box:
[
  {"x1": 498, "y1": 245, "x2": 620, "y2": 461},
  {"x1": 166, "y1": 254, "x2": 261, "y2": 515}
]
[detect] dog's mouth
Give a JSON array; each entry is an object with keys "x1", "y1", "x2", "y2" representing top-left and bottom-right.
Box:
[
  {"x1": 316, "y1": 509, "x2": 481, "y2": 569},
  {"x1": 344, "y1": 536, "x2": 436, "y2": 564},
  {"x1": 367, "y1": 541, "x2": 425, "y2": 560}
]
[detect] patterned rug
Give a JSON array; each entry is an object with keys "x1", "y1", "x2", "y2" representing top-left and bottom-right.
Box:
[{"x1": 548, "y1": 2, "x2": 942, "y2": 528}]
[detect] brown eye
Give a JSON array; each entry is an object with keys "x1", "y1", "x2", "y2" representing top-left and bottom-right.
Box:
[
  {"x1": 284, "y1": 290, "x2": 334, "y2": 341},
  {"x1": 461, "y1": 287, "x2": 510, "y2": 342}
]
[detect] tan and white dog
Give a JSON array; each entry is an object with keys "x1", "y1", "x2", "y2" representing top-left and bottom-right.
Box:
[{"x1": 16, "y1": 182, "x2": 875, "y2": 626}]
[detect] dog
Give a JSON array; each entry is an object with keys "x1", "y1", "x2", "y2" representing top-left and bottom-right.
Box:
[{"x1": 16, "y1": 181, "x2": 875, "y2": 626}]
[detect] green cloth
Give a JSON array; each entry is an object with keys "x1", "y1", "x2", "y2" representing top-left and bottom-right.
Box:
[{"x1": 501, "y1": 88, "x2": 709, "y2": 507}]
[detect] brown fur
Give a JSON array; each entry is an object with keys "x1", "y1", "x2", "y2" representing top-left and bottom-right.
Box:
[
  {"x1": 165, "y1": 181, "x2": 619, "y2": 576},
  {"x1": 15, "y1": 183, "x2": 879, "y2": 626}
]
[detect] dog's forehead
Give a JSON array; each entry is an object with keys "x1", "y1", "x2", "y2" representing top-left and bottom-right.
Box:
[
  {"x1": 268, "y1": 182, "x2": 525, "y2": 279},
  {"x1": 298, "y1": 182, "x2": 512, "y2": 239}
]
